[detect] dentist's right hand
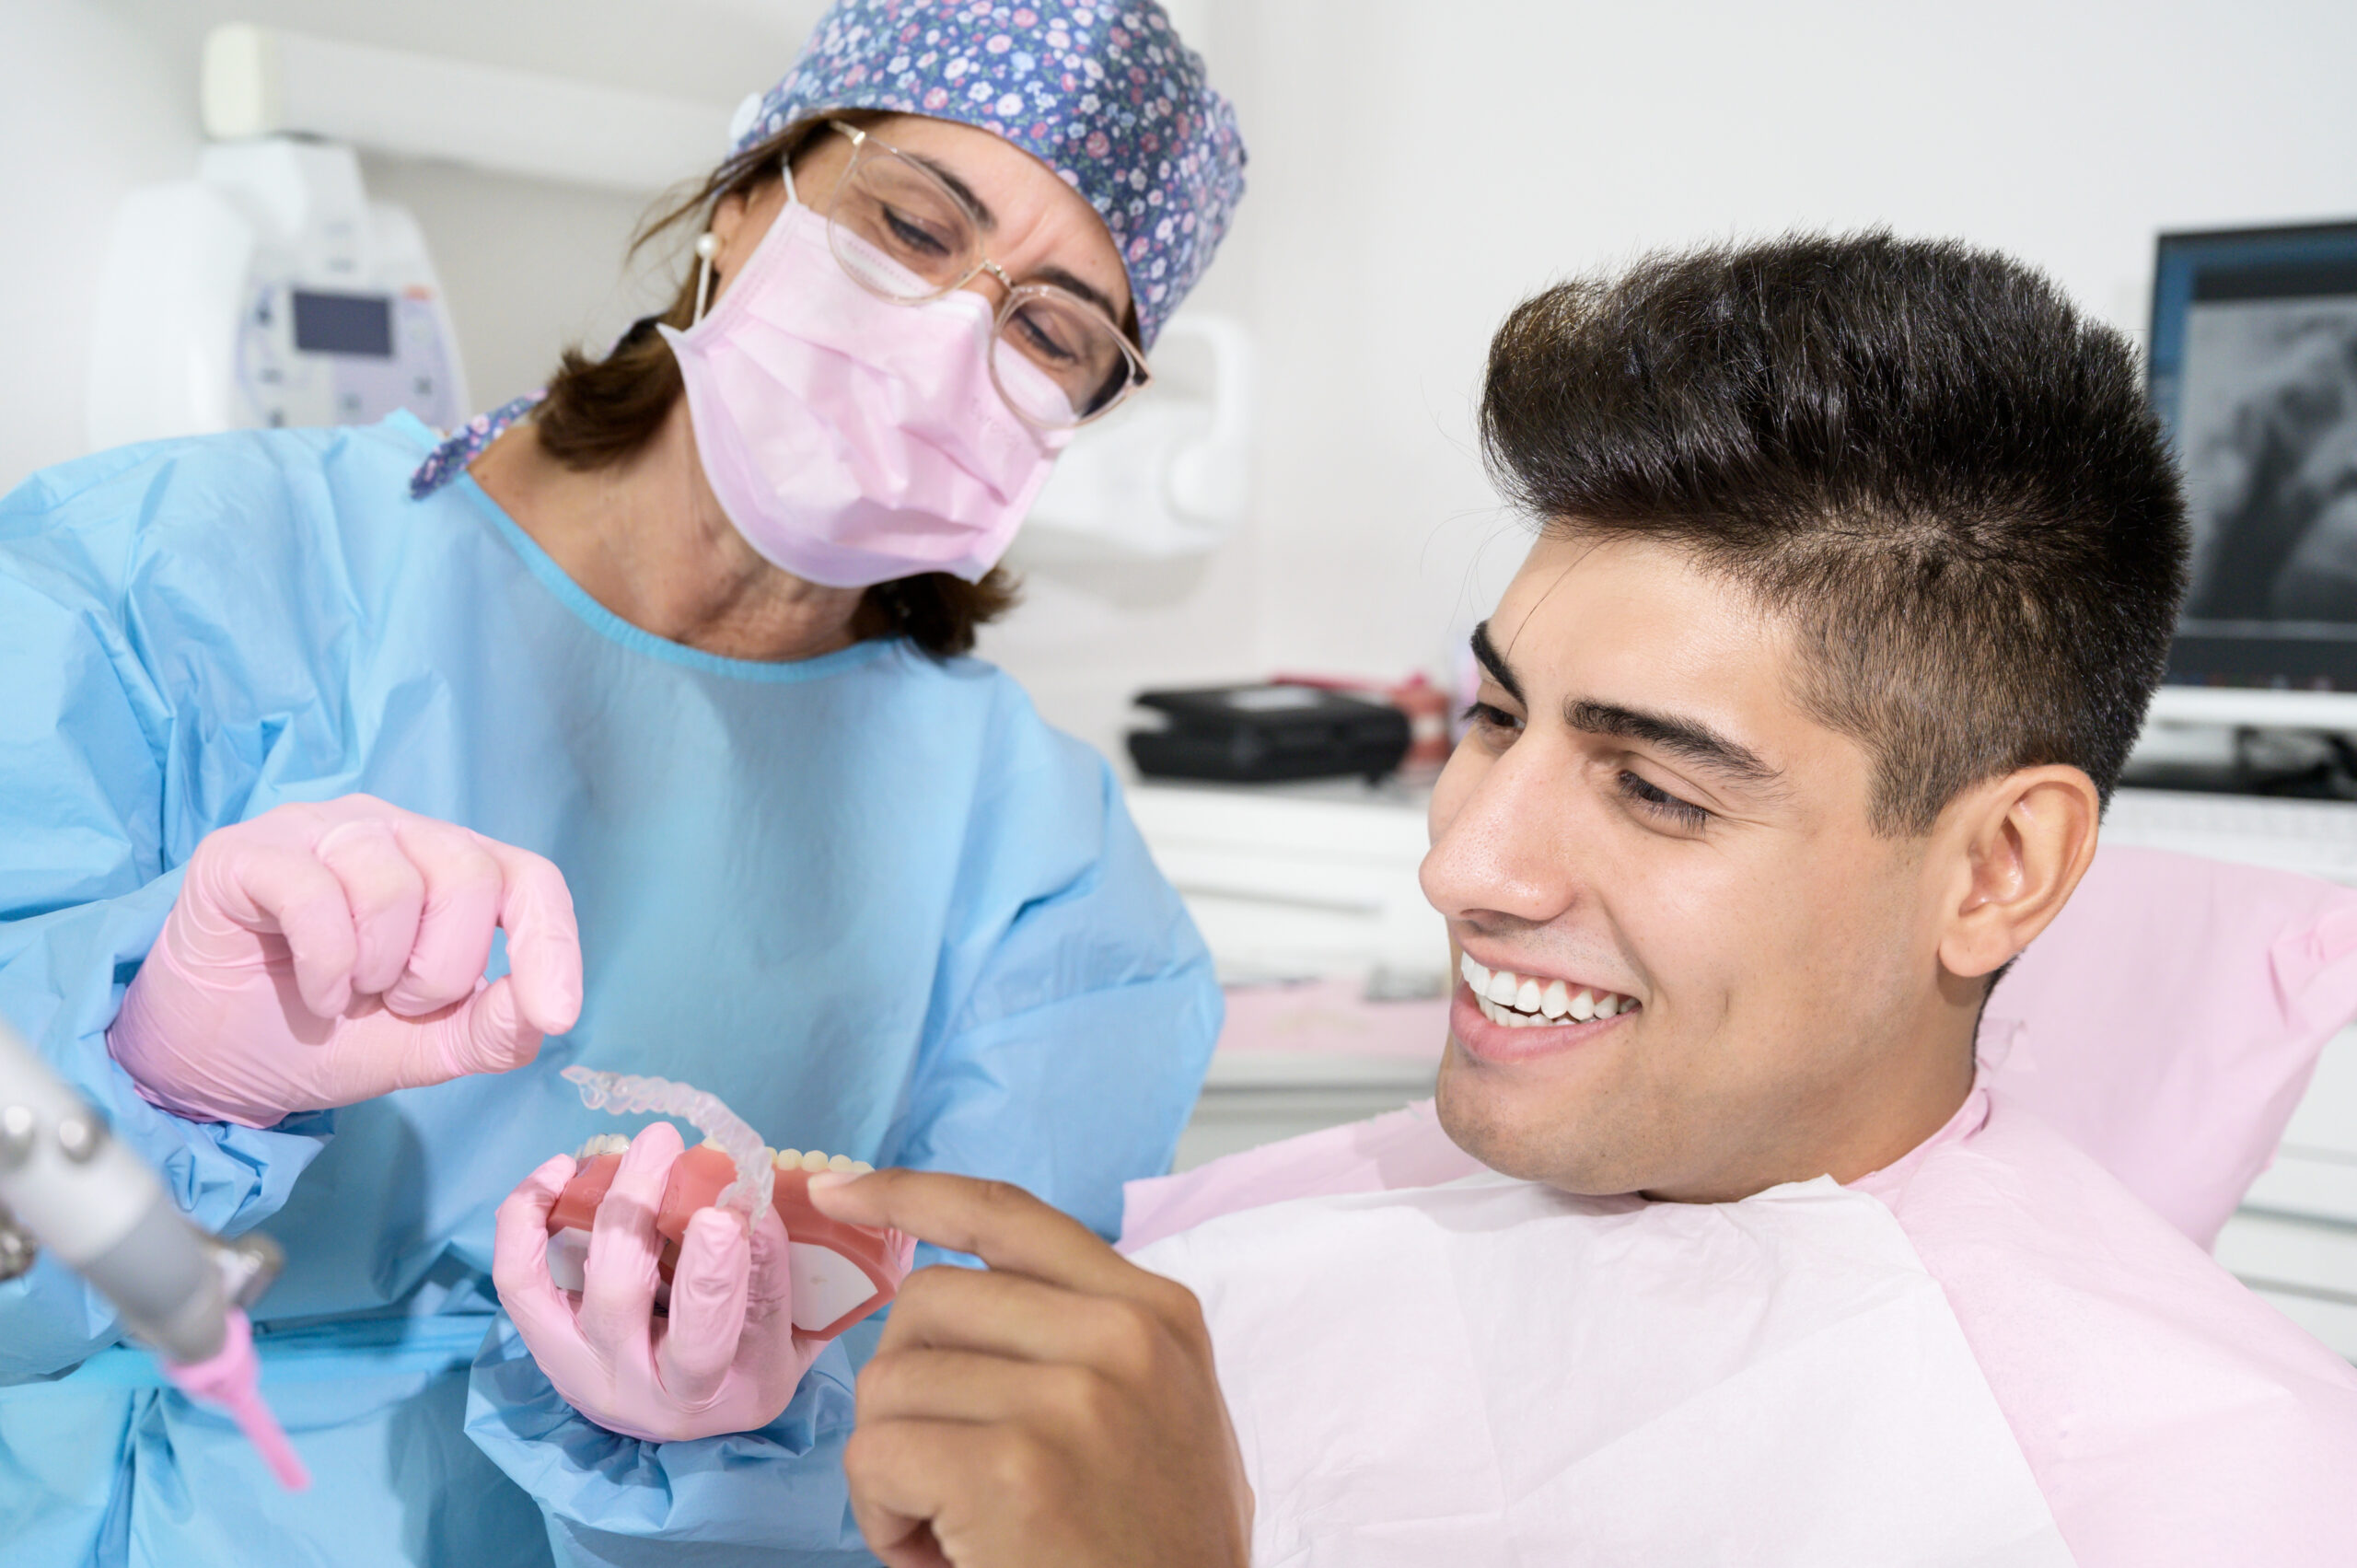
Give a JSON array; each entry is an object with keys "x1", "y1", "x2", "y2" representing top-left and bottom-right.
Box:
[
  {"x1": 492, "y1": 1122, "x2": 819, "y2": 1443},
  {"x1": 108, "y1": 795, "x2": 582, "y2": 1128}
]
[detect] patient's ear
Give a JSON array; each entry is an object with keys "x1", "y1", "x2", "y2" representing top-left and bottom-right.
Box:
[{"x1": 1935, "y1": 765, "x2": 2102, "y2": 981}]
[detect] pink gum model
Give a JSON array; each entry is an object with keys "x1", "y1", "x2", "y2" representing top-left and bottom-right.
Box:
[{"x1": 545, "y1": 1143, "x2": 911, "y2": 1342}]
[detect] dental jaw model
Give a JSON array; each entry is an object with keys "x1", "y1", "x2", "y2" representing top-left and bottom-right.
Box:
[{"x1": 547, "y1": 1067, "x2": 910, "y2": 1341}]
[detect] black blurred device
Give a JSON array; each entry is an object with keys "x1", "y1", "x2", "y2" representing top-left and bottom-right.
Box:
[{"x1": 1127, "y1": 684, "x2": 1412, "y2": 784}]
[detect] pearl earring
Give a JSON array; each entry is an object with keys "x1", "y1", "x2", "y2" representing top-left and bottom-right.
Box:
[{"x1": 692, "y1": 232, "x2": 721, "y2": 322}]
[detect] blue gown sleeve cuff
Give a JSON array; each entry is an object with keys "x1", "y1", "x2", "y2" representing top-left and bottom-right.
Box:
[
  {"x1": 0, "y1": 874, "x2": 334, "y2": 1378},
  {"x1": 466, "y1": 1313, "x2": 870, "y2": 1561}
]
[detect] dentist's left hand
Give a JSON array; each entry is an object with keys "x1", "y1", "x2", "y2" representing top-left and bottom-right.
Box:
[{"x1": 493, "y1": 1120, "x2": 820, "y2": 1443}]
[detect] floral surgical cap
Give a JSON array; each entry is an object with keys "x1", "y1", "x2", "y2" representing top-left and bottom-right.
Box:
[{"x1": 739, "y1": 0, "x2": 1247, "y2": 350}]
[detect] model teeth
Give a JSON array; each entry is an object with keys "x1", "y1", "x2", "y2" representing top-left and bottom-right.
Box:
[
  {"x1": 1458, "y1": 952, "x2": 1639, "y2": 1028},
  {"x1": 567, "y1": 1133, "x2": 875, "y2": 1177},
  {"x1": 773, "y1": 1147, "x2": 873, "y2": 1176}
]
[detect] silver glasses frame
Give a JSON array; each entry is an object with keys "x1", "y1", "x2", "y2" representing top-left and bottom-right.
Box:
[{"x1": 818, "y1": 119, "x2": 1152, "y2": 429}]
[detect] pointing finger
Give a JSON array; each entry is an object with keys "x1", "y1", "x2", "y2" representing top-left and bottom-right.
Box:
[{"x1": 808, "y1": 1170, "x2": 1141, "y2": 1298}]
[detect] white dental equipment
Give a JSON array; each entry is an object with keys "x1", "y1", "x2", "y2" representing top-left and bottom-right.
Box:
[
  {"x1": 87, "y1": 135, "x2": 468, "y2": 450},
  {"x1": 1016, "y1": 312, "x2": 1258, "y2": 562}
]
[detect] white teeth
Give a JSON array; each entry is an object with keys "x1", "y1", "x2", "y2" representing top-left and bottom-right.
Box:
[
  {"x1": 575, "y1": 1132, "x2": 630, "y2": 1159},
  {"x1": 773, "y1": 1147, "x2": 872, "y2": 1175},
  {"x1": 1464, "y1": 958, "x2": 1635, "y2": 1029}
]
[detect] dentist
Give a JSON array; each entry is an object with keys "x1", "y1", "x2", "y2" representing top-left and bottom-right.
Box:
[{"x1": 0, "y1": 4, "x2": 1245, "y2": 1564}]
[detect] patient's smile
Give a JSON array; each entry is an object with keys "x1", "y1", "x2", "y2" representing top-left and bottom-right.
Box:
[
  {"x1": 1458, "y1": 952, "x2": 1638, "y2": 1028},
  {"x1": 1451, "y1": 946, "x2": 1642, "y2": 1067}
]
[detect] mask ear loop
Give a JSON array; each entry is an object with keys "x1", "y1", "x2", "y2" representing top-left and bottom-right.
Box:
[
  {"x1": 692, "y1": 232, "x2": 720, "y2": 321},
  {"x1": 691, "y1": 157, "x2": 800, "y2": 325}
]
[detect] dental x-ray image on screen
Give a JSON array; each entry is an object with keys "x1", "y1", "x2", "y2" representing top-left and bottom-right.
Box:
[
  {"x1": 2151, "y1": 224, "x2": 2357, "y2": 686},
  {"x1": 2180, "y1": 292, "x2": 2357, "y2": 620}
]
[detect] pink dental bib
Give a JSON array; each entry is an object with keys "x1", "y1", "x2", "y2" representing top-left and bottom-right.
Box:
[{"x1": 1131, "y1": 1173, "x2": 2072, "y2": 1566}]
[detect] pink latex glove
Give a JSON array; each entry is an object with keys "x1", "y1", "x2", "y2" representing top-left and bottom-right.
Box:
[
  {"x1": 493, "y1": 1120, "x2": 820, "y2": 1443},
  {"x1": 109, "y1": 795, "x2": 582, "y2": 1128}
]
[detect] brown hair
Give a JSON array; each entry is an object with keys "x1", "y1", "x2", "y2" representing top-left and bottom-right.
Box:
[
  {"x1": 532, "y1": 115, "x2": 1018, "y2": 657},
  {"x1": 1478, "y1": 232, "x2": 2189, "y2": 835}
]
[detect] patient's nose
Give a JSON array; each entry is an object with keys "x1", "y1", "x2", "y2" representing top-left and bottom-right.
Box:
[{"x1": 1420, "y1": 744, "x2": 1585, "y2": 928}]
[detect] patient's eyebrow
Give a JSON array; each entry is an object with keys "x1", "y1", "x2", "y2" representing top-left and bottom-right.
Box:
[
  {"x1": 1468, "y1": 622, "x2": 1525, "y2": 706},
  {"x1": 1568, "y1": 700, "x2": 1782, "y2": 786}
]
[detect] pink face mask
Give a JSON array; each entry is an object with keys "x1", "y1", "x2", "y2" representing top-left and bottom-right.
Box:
[{"x1": 659, "y1": 195, "x2": 1073, "y2": 589}]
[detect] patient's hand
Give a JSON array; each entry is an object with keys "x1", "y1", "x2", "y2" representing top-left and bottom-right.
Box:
[{"x1": 811, "y1": 1169, "x2": 1251, "y2": 1568}]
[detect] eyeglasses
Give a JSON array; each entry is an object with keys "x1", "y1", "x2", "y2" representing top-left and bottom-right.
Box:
[{"x1": 814, "y1": 120, "x2": 1150, "y2": 431}]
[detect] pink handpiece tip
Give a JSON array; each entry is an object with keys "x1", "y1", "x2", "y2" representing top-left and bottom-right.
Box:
[
  {"x1": 157, "y1": 1308, "x2": 311, "y2": 1492},
  {"x1": 228, "y1": 1393, "x2": 311, "y2": 1492}
]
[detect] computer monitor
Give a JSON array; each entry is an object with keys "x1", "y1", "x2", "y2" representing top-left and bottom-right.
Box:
[{"x1": 2148, "y1": 221, "x2": 2357, "y2": 696}]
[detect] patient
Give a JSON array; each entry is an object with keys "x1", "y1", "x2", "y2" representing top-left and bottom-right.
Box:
[{"x1": 807, "y1": 234, "x2": 2357, "y2": 1567}]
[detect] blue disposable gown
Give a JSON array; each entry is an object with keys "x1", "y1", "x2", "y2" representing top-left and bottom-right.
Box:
[{"x1": 0, "y1": 414, "x2": 1221, "y2": 1567}]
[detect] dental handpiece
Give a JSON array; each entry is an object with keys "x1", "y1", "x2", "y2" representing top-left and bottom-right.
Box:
[
  {"x1": 562, "y1": 1065, "x2": 775, "y2": 1220},
  {"x1": 0, "y1": 1016, "x2": 305, "y2": 1489}
]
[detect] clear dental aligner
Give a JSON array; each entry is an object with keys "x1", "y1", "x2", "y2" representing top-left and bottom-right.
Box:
[{"x1": 561, "y1": 1066, "x2": 774, "y2": 1219}]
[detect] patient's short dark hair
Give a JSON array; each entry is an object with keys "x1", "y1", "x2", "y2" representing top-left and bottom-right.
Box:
[{"x1": 1479, "y1": 232, "x2": 2189, "y2": 834}]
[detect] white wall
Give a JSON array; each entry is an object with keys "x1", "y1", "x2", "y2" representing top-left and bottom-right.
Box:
[
  {"x1": 0, "y1": 0, "x2": 818, "y2": 492},
  {"x1": 10, "y1": 2, "x2": 2357, "y2": 764},
  {"x1": 981, "y1": 0, "x2": 2357, "y2": 760},
  {"x1": 1, "y1": 0, "x2": 201, "y2": 493}
]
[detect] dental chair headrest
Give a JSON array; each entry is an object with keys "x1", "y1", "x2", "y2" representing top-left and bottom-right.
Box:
[{"x1": 1979, "y1": 845, "x2": 2357, "y2": 1249}]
